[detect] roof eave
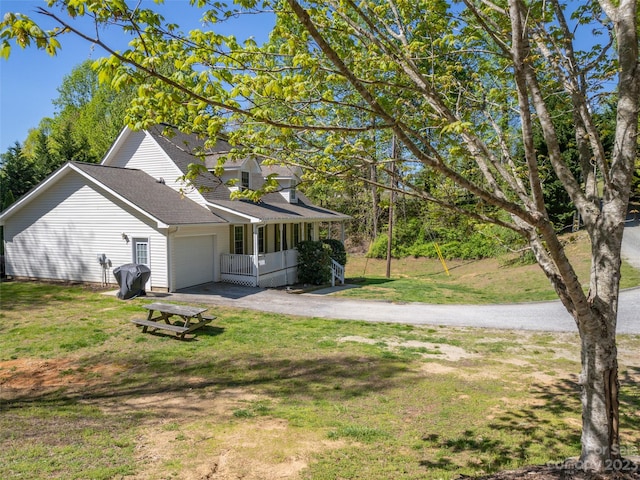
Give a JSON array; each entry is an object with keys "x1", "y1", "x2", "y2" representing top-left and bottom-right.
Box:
[
  {"x1": 205, "y1": 202, "x2": 262, "y2": 223},
  {"x1": 165, "y1": 221, "x2": 227, "y2": 228},
  {"x1": 69, "y1": 163, "x2": 173, "y2": 229}
]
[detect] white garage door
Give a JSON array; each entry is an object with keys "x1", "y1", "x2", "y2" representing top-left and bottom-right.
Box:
[{"x1": 174, "y1": 235, "x2": 215, "y2": 290}]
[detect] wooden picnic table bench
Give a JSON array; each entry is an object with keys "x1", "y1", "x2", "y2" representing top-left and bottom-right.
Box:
[{"x1": 131, "y1": 302, "x2": 215, "y2": 339}]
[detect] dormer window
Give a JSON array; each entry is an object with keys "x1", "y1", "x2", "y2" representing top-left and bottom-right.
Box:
[
  {"x1": 241, "y1": 171, "x2": 250, "y2": 190},
  {"x1": 290, "y1": 186, "x2": 297, "y2": 202}
]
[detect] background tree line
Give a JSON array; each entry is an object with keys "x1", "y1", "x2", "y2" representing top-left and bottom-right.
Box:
[
  {"x1": 309, "y1": 98, "x2": 638, "y2": 261},
  {"x1": 0, "y1": 60, "x2": 134, "y2": 210}
]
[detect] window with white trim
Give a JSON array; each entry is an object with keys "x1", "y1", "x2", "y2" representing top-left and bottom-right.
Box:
[
  {"x1": 241, "y1": 171, "x2": 250, "y2": 190},
  {"x1": 132, "y1": 238, "x2": 149, "y2": 266},
  {"x1": 274, "y1": 225, "x2": 281, "y2": 252},
  {"x1": 234, "y1": 226, "x2": 244, "y2": 254},
  {"x1": 258, "y1": 226, "x2": 265, "y2": 254},
  {"x1": 293, "y1": 223, "x2": 300, "y2": 247},
  {"x1": 283, "y1": 224, "x2": 288, "y2": 250}
]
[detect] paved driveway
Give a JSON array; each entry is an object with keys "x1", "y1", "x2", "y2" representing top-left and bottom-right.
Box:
[
  {"x1": 162, "y1": 220, "x2": 640, "y2": 334},
  {"x1": 623, "y1": 212, "x2": 640, "y2": 270},
  {"x1": 165, "y1": 282, "x2": 639, "y2": 334}
]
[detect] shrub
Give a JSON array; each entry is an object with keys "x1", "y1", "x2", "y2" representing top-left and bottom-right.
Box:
[
  {"x1": 365, "y1": 221, "x2": 525, "y2": 260},
  {"x1": 366, "y1": 234, "x2": 391, "y2": 259},
  {"x1": 297, "y1": 240, "x2": 332, "y2": 284},
  {"x1": 322, "y1": 239, "x2": 347, "y2": 266}
]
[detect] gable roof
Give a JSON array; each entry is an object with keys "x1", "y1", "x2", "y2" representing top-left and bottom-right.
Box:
[
  {"x1": 146, "y1": 125, "x2": 232, "y2": 201},
  {"x1": 0, "y1": 161, "x2": 226, "y2": 228},
  {"x1": 261, "y1": 164, "x2": 300, "y2": 180},
  {"x1": 72, "y1": 162, "x2": 226, "y2": 226},
  {"x1": 146, "y1": 125, "x2": 350, "y2": 223}
]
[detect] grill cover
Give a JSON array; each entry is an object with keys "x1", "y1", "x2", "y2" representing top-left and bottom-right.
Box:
[{"x1": 113, "y1": 263, "x2": 151, "y2": 300}]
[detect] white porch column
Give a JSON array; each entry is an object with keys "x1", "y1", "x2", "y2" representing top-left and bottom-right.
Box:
[
  {"x1": 253, "y1": 224, "x2": 260, "y2": 286},
  {"x1": 280, "y1": 223, "x2": 287, "y2": 284},
  {"x1": 340, "y1": 222, "x2": 345, "y2": 243}
]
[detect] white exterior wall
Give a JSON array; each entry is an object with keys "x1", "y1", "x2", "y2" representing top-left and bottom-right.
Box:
[
  {"x1": 172, "y1": 234, "x2": 215, "y2": 290},
  {"x1": 105, "y1": 130, "x2": 206, "y2": 207},
  {"x1": 217, "y1": 225, "x2": 230, "y2": 263},
  {"x1": 3, "y1": 172, "x2": 169, "y2": 289}
]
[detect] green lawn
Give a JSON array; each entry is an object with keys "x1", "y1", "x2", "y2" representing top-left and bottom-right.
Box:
[
  {"x1": 1, "y1": 281, "x2": 639, "y2": 479},
  {"x1": 341, "y1": 232, "x2": 640, "y2": 303}
]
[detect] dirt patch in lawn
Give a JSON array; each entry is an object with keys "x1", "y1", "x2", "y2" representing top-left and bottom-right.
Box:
[
  {"x1": 2, "y1": 338, "x2": 639, "y2": 480},
  {"x1": 338, "y1": 335, "x2": 476, "y2": 361},
  {"x1": 131, "y1": 414, "x2": 335, "y2": 480},
  {"x1": 0, "y1": 357, "x2": 342, "y2": 480},
  {"x1": 0, "y1": 357, "x2": 127, "y2": 396},
  {"x1": 106, "y1": 388, "x2": 344, "y2": 480}
]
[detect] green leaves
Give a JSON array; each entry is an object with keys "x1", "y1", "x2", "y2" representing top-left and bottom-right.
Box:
[
  {"x1": 2, "y1": 0, "x2": 634, "y2": 233},
  {"x1": 0, "y1": 40, "x2": 10, "y2": 60},
  {"x1": 1, "y1": 12, "x2": 53, "y2": 54}
]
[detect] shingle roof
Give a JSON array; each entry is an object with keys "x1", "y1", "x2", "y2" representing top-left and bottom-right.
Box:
[
  {"x1": 209, "y1": 192, "x2": 350, "y2": 222},
  {"x1": 261, "y1": 164, "x2": 298, "y2": 179},
  {"x1": 73, "y1": 162, "x2": 226, "y2": 225},
  {"x1": 146, "y1": 125, "x2": 350, "y2": 222}
]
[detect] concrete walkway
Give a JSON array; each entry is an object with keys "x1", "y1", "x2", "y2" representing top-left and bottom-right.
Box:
[{"x1": 144, "y1": 219, "x2": 640, "y2": 334}]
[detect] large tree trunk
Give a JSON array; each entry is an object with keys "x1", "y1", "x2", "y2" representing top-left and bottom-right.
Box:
[
  {"x1": 577, "y1": 203, "x2": 627, "y2": 469},
  {"x1": 511, "y1": 0, "x2": 638, "y2": 469},
  {"x1": 537, "y1": 206, "x2": 625, "y2": 471},
  {"x1": 576, "y1": 0, "x2": 639, "y2": 469},
  {"x1": 578, "y1": 321, "x2": 619, "y2": 470}
]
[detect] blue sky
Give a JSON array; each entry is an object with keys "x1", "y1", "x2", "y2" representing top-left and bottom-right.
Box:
[{"x1": 0, "y1": 0, "x2": 274, "y2": 152}]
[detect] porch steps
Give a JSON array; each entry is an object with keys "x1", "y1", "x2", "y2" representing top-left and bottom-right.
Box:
[{"x1": 331, "y1": 259, "x2": 345, "y2": 287}]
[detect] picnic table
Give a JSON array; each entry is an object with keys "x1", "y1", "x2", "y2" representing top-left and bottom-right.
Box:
[{"x1": 131, "y1": 302, "x2": 215, "y2": 339}]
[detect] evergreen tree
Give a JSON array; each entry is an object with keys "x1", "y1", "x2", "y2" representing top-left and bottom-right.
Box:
[
  {"x1": 0, "y1": 142, "x2": 38, "y2": 208},
  {"x1": 32, "y1": 128, "x2": 58, "y2": 180}
]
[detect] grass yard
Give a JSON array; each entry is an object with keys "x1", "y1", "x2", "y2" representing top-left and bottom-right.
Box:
[
  {"x1": 1, "y1": 281, "x2": 639, "y2": 479},
  {"x1": 342, "y1": 231, "x2": 640, "y2": 304}
]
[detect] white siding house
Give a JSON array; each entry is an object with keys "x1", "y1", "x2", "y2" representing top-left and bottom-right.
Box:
[
  {"x1": 0, "y1": 125, "x2": 349, "y2": 291},
  {"x1": 2, "y1": 171, "x2": 165, "y2": 285}
]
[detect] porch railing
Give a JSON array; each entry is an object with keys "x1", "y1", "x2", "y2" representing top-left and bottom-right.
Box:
[
  {"x1": 221, "y1": 253, "x2": 256, "y2": 277},
  {"x1": 331, "y1": 258, "x2": 345, "y2": 287},
  {"x1": 221, "y1": 249, "x2": 299, "y2": 277}
]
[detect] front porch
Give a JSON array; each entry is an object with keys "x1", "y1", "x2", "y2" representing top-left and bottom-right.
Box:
[
  {"x1": 220, "y1": 220, "x2": 346, "y2": 288},
  {"x1": 220, "y1": 249, "x2": 299, "y2": 287}
]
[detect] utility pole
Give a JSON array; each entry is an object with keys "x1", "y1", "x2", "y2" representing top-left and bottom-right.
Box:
[{"x1": 386, "y1": 135, "x2": 397, "y2": 279}]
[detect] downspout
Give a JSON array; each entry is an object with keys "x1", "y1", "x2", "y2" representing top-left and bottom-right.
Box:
[{"x1": 167, "y1": 226, "x2": 179, "y2": 292}]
